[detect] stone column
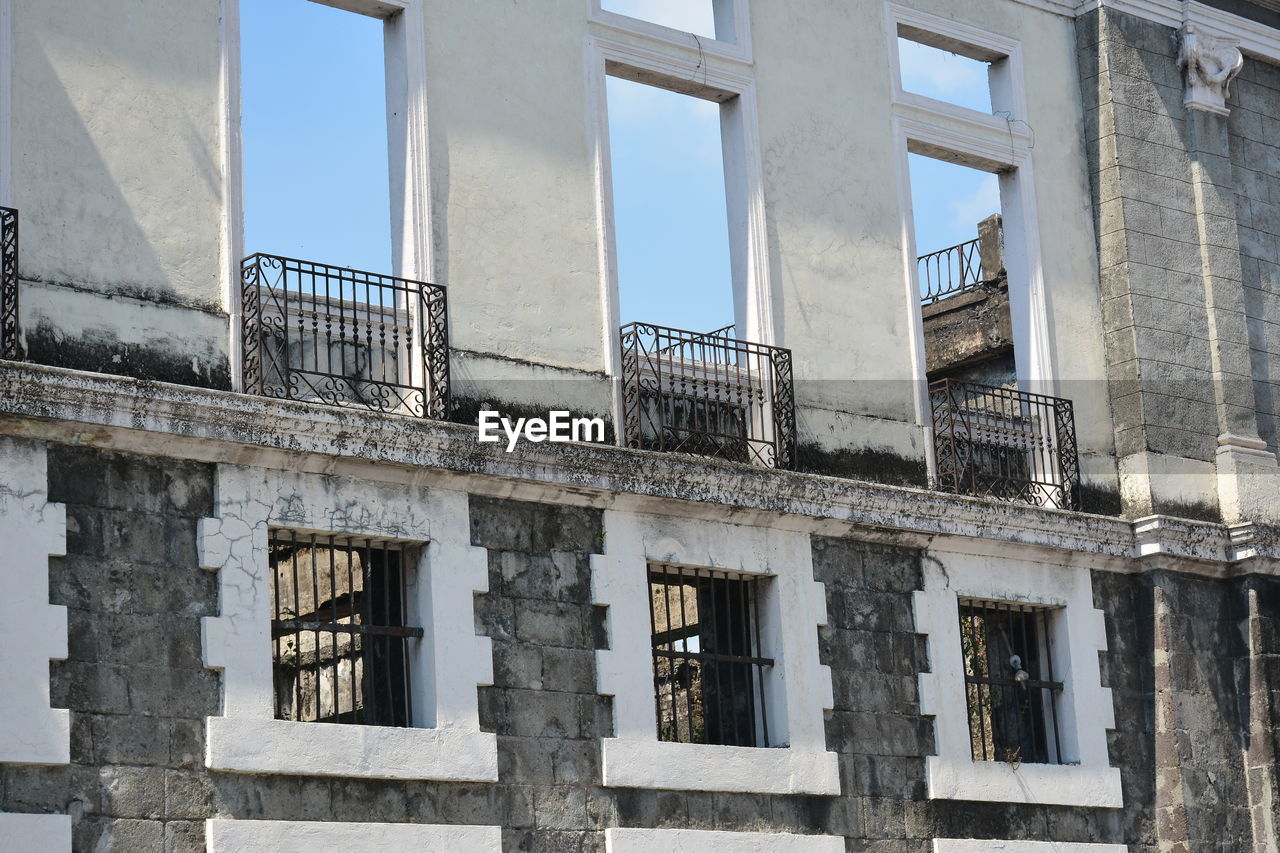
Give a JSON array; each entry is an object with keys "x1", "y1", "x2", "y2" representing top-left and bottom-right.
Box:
[{"x1": 1179, "y1": 26, "x2": 1280, "y2": 525}]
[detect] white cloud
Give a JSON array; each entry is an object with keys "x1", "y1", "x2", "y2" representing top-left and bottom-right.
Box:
[
  {"x1": 602, "y1": 0, "x2": 717, "y2": 37},
  {"x1": 948, "y1": 175, "x2": 1001, "y2": 232}
]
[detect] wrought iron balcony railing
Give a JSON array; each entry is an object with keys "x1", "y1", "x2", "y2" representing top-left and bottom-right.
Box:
[
  {"x1": 619, "y1": 322, "x2": 795, "y2": 469},
  {"x1": 241, "y1": 254, "x2": 449, "y2": 418},
  {"x1": 930, "y1": 379, "x2": 1080, "y2": 510},
  {"x1": 918, "y1": 237, "x2": 984, "y2": 306},
  {"x1": 1, "y1": 207, "x2": 18, "y2": 360}
]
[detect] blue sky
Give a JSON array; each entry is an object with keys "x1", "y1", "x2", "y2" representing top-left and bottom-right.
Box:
[
  {"x1": 242, "y1": 2, "x2": 999, "y2": 327},
  {"x1": 241, "y1": 1, "x2": 391, "y2": 273}
]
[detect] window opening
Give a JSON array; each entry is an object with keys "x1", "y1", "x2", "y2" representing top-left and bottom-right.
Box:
[
  {"x1": 910, "y1": 154, "x2": 1080, "y2": 508},
  {"x1": 957, "y1": 598, "x2": 1063, "y2": 765},
  {"x1": 607, "y1": 76, "x2": 734, "y2": 334},
  {"x1": 269, "y1": 531, "x2": 422, "y2": 727},
  {"x1": 898, "y1": 35, "x2": 994, "y2": 113},
  {"x1": 601, "y1": 0, "x2": 718, "y2": 39},
  {"x1": 648, "y1": 563, "x2": 771, "y2": 747},
  {"x1": 241, "y1": 0, "x2": 393, "y2": 272}
]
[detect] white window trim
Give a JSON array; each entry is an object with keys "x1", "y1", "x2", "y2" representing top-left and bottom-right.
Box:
[
  {"x1": 206, "y1": 819, "x2": 501, "y2": 852},
  {"x1": 586, "y1": 28, "x2": 775, "y2": 403},
  {"x1": 914, "y1": 540, "x2": 1122, "y2": 808},
  {"x1": 0, "y1": 813, "x2": 71, "y2": 852},
  {"x1": 934, "y1": 841, "x2": 1126, "y2": 853},
  {"x1": 885, "y1": 4, "x2": 1055, "y2": 487},
  {"x1": 199, "y1": 465, "x2": 496, "y2": 781},
  {"x1": 221, "y1": 0, "x2": 434, "y2": 393},
  {"x1": 605, "y1": 828, "x2": 844, "y2": 852},
  {"x1": 587, "y1": 0, "x2": 753, "y2": 64},
  {"x1": 592, "y1": 510, "x2": 838, "y2": 794},
  {"x1": 0, "y1": 437, "x2": 69, "y2": 766}
]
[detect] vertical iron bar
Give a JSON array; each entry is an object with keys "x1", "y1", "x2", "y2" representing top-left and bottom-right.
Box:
[
  {"x1": 311, "y1": 535, "x2": 321, "y2": 722},
  {"x1": 329, "y1": 536, "x2": 339, "y2": 721},
  {"x1": 752, "y1": 577, "x2": 769, "y2": 747},
  {"x1": 645, "y1": 566, "x2": 663, "y2": 740},
  {"x1": 1043, "y1": 610, "x2": 1064, "y2": 764},
  {"x1": 675, "y1": 567, "x2": 694, "y2": 743},
  {"x1": 271, "y1": 536, "x2": 283, "y2": 720},
  {"x1": 381, "y1": 541, "x2": 394, "y2": 725},
  {"x1": 663, "y1": 566, "x2": 680, "y2": 741},
  {"x1": 348, "y1": 539, "x2": 359, "y2": 725},
  {"x1": 290, "y1": 531, "x2": 302, "y2": 723}
]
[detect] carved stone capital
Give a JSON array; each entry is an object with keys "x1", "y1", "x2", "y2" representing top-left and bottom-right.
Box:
[{"x1": 1177, "y1": 24, "x2": 1244, "y2": 116}]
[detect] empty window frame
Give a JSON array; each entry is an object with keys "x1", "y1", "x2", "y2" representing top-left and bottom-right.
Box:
[
  {"x1": 957, "y1": 598, "x2": 1064, "y2": 765},
  {"x1": 897, "y1": 37, "x2": 994, "y2": 113},
  {"x1": 648, "y1": 563, "x2": 772, "y2": 747},
  {"x1": 269, "y1": 531, "x2": 423, "y2": 727},
  {"x1": 597, "y1": 0, "x2": 746, "y2": 46},
  {"x1": 601, "y1": 0, "x2": 718, "y2": 39},
  {"x1": 889, "y1": 6, "x2": 1021, "y2": 119},
  {"x1": 240, "y1": 0, "x2": 396, "y2": 272},
  {"x1": 908, "y1": 153, "x2": 1013, "y2": 387},
  {"x1": 606, "y1": 76, "x2": 735, "y2": 334}
]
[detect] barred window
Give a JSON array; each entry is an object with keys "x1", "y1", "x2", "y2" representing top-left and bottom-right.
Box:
[
  {"x1": 958, "y1": 598, "x2": 1063, "y2": 765},
  {"x1": 648, "y1": 564, "x2": 772, "y2": 747},
  {"x1": 269, "y1": 531, "x2": 422, "y2": 727}
]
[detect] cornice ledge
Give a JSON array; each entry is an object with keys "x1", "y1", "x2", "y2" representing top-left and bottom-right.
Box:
[
  {"x1": 0, "y1": 361, "x2": 1150, "y2": 561},
  {"x1": 1228, "y1": 522, "x2": 1280, "y2": 572},
  {"x1": 1076, "y1": 0, "x2": 1280, "y2": 63},
  {"x1": 1132, "y1": 514, "x2": 1233, "y2": 564}
]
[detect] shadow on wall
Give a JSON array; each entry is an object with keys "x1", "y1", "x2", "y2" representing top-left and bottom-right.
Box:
[{"x1": 12, "y1": 29, "x2": 229, "y2": 387}]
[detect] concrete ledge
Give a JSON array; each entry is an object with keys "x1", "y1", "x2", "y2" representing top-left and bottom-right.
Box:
[
  {"x1": 205, "y1": 819, "x2": 501, "y2": 852},
  {"x1": 0, "y1": 813, "x2": 72, "y2": 851},
  {"x1": 0, "y1": 361, "x2": 1271, "y2": 574},
  {"x1": 601, "y1": 738, "x2": 840, "y2": 794},
  {"x1": 934, "y1": 841, "x2": 1126, "y2": 853},
  {"x1": 605, "y1": 828, "x2": 845, "y2": 852},
  {"x1": 206, "y1": 717, "x2": 498, "y2": 781}
]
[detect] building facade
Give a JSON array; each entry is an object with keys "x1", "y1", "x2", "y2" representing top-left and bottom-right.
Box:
[{"x1": 0, "y1": 0, "x2": 1279, "y2": 850}]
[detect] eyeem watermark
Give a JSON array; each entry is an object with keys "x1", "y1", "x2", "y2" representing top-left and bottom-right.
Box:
[{"x1": 478, "y1": 410, "x2": 606, "y2": 452}]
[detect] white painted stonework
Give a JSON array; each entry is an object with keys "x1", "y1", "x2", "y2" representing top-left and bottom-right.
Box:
[
  {"x1": 1178, "y1": 23, "x2": 1244, "y2": 115},
  {"x1": 205, "y1": 819, "x2": 500, "y2": 852},
  {"x1": 914, "y1": 540, "x2": 1123, "y2": 808},
  {"x1": 592, "y1": 510, "x2": 839, "y2": 794},
  {"x1": 199, "y1": 465, "x2": 497, "y2": 781},
  {"x1": 0, "y1": 812, "x2": 71, "y2": 851},
  {"x1": 604, "y1": 828, "x2": 844, "y2": 852},
  {"x1": 0, "y1": 436, "x2": 69, "y2": 765},
  {"x1": 934, "y1": 841, "x2": 1127, "y2": 853}
]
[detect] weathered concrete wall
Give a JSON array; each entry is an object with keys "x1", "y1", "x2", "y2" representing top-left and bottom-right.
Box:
[
  {"x1": 1229, "y1": 57, "x2": 1280, "y2": 455},
  {"x1": 1091, "y1": 567, "x2": 1280, "y2": 851},
  {"x1": 922, "y1": 283, "x2": 1016, "y2": 384},
  {"x1": 1, "y1": 0, "x2": 1130, "y2": 492},
  {"x1": 10, "y1": 0, "x2": 229, "y2": 386},
  {"x1": 12, "y1": 445, "x2": 1258, "y2": 850},
  {"x1": 1073, "y1": 6, "x2": 1280, "y2": 522}
]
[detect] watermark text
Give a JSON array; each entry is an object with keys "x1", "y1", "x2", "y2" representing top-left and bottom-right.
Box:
[{"x1": 478, "y1": 410, "x2": 606, "y2": 452}]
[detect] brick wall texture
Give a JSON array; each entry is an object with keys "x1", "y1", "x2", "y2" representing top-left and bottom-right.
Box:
[{"x1": 2, "y1": 447, "x2": 1279, "y2": 850}]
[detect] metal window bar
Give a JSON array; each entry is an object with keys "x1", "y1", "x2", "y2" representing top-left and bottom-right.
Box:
[
  {"x1": 957, "y1": 598, "x2": 1064, "y2": 765},
  {"x1": 929, "y1": 378, "x2": 1081, "y2": 510},
  {"x1": 647, "y1": 563, "x2": 772, "y2": 748},
  {"x1": 620, "y1": 322, "x2": 796, "y2": 469},
  {"x1": 268, "y1": 531, "x2": 423, "y2": 727},
  {"x1": 0, "y1": 207, "x2": 18, "y2": 361},
  {"x1": 241, "y1": 253, "x2": 450, "y2": 418},
  {"x1": 918, "y1": 237, "x2": 985, "y2": 306}
]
